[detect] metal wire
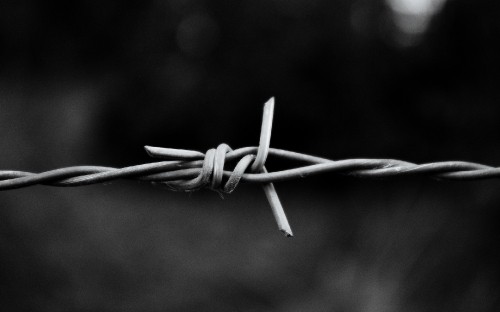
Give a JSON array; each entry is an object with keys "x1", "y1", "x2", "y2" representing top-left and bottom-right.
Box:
[
  {"x1": 1, "y1": 146, "x2": 498, "y2": 191},
  {"x1": 2, "y1": 97, "x2": 499, "y2": 237}
]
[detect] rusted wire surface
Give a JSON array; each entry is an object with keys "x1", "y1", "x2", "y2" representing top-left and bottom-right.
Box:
[{"x1": 0, "y1": 145, "x2": 498, "y2": 192}]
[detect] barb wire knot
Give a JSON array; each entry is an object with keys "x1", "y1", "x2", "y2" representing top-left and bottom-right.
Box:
[
  {"x1": 145, "y1": 98, "x2": 294, "y2": 237},
  {"x1": 159, "y1": 143, "x2": 256, "y2": 195}
]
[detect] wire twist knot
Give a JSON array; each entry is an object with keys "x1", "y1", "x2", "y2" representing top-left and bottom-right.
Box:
[
  {"x1": 144, "y1": 98, "x2": 293, "y2": 236},
  {"x1": 163, "y1": 143, "x2": 257, "y2": 194}
]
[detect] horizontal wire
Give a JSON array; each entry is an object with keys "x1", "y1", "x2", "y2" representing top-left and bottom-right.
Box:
[{"x1": 0, "y1": 147, "x2": 499, "y2": 191}]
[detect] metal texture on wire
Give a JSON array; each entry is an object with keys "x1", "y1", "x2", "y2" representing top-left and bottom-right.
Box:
[{"x1": 1, "y1": 98, "x2": 500, "y2": 236}]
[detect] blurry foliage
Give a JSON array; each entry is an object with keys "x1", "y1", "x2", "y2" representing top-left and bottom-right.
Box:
[{"x1": 1, "y1": 0, "x2": 500, "y2": 311}]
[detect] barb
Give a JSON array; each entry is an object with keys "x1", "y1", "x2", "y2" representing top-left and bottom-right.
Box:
[
  {"x1": 1, "y1": 98, "x2": 500, "y2": 236},
  {"x1": 249, "y1": 98, "x2": 293, "y2": 237}
]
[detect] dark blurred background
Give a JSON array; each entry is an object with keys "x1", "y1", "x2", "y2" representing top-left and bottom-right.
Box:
[{"x1": 1, "y1": 0, "x2": 500, "y2": 311}]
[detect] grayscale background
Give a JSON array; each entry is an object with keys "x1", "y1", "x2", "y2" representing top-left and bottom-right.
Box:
[{"x1": 1, "y1": 0, "x2": 499, "y2": 311}]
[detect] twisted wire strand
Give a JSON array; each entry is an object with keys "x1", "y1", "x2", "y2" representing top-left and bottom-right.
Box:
[
  {"x1": 0, "y1": 145, "x2": 498, "y2": 192},
  {"x1": 3, "y1": 97, "x2": 494, "y2": 238}
]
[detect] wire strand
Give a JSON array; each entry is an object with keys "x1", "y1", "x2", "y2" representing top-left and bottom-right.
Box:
[{"x1": 0, "y1": 146, "x2": 498, "y2": 191}]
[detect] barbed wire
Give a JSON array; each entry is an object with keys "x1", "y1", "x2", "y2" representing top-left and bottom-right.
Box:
[
  {"x1": 1, "y1": 98, "x2": 499, "y2": 236},
  {"x1": 1, "y1": 146, "x2": 498, "y2": 192}
]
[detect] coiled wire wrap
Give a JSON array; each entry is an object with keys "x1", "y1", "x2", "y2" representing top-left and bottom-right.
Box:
[{"x1": 0, "y1": 145, "x2": 498, "y2": 191}]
